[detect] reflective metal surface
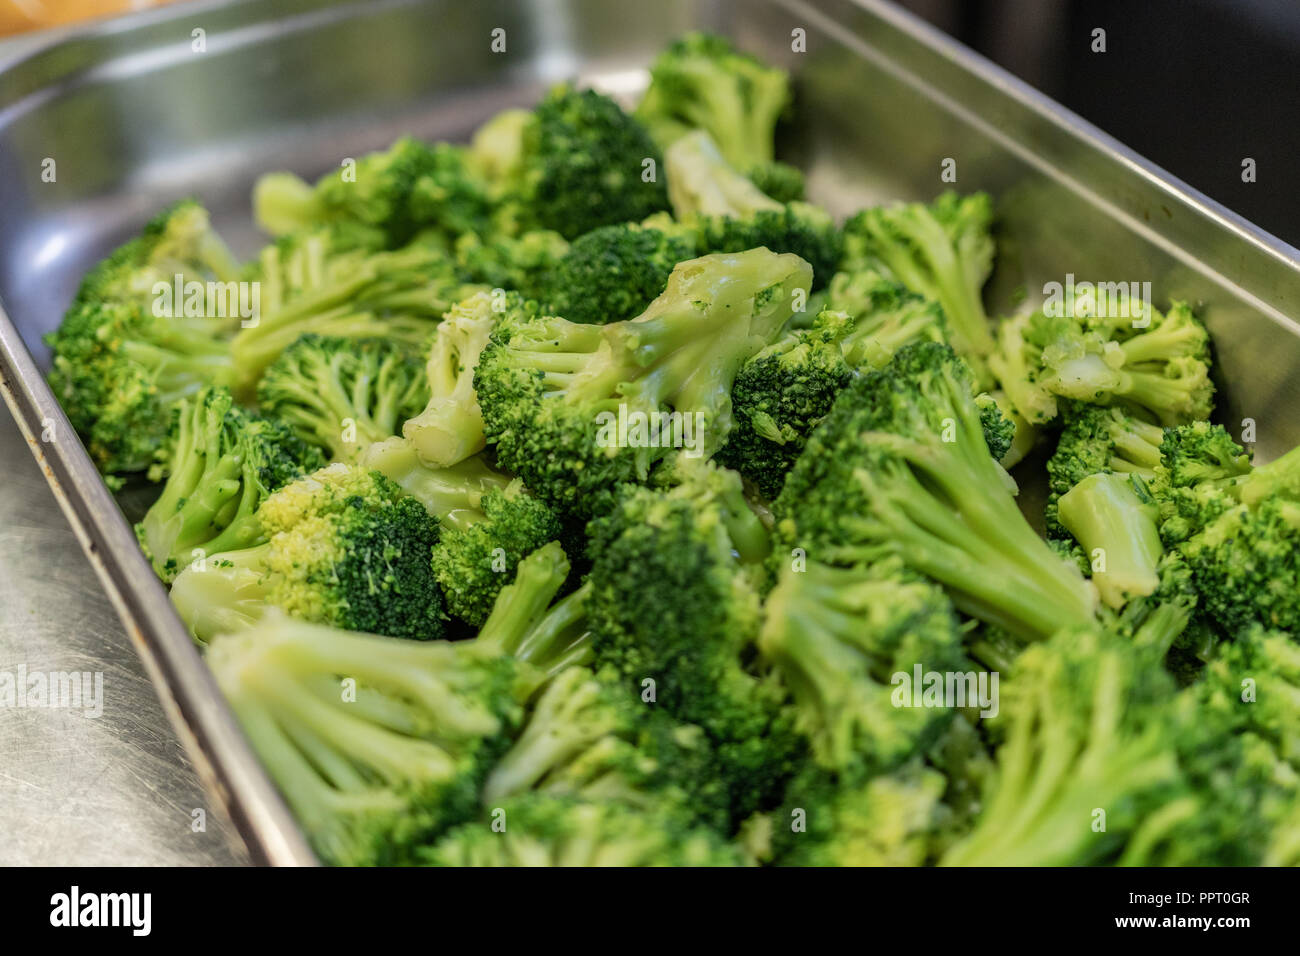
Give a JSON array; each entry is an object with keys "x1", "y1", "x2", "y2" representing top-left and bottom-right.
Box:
[{"x1": 0, "y1": 0, "x2": 1297, "y2": 865}]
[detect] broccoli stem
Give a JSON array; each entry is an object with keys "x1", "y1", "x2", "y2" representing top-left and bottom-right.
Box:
[
  {"x1": 360, "y1": 439, "x2": 509, "y2": 530},
  {"x1": 1057, "y1": 472, "x2": 1163, "y2": 610}
]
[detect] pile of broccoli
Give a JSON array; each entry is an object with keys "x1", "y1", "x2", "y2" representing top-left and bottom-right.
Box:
[{"x1": 46, "y1": 32, "x2": 1300, "y2": 867}]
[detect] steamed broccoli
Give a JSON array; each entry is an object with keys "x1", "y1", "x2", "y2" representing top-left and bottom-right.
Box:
[
  {"x1": 256, "y1": 334, "x2": 429, "y2": 461},
  {"x1": 45, "y1": 202, "x2": 244, "y2": 473},
  {"x1": 475, "y1": 247, "x2": 811, "y2": 516},
  {"x1": 169, "y1": 463, "x2": 444, "y2": 643},
  {"x1": 452, "y1": 228, "x2": 569, "y2": 299},
  {"x1": 422, "y1": 795, "x2": 742, "y2": 867},
  {"x1": 253, "y1": 137, "x2": 492, "y2": 246},
  {"x1": 718, "y1": 275, "x2": 949, "y2": 499},
  {"x1": 773, "y1": 342, "x2": 1098, "y2": 641},
  {"x1": 542, "y1": 216, "x2": 699, "y2": 325},
  {"x1": 400, "y1": 291, "x2": 501, "y2": 468},
  {"x1": 941, "y1": 626, "x2": 1181, "y2": 866},
  {"x1": 758, "y1": 558, "x2": 966, "y2": 775},
  {"x1": 587, "y1": 459, "x2": 801, "y2": 819},
  {"x1": 990, "y1": 299, "x2": 1214, "y2": 426},
  {"x1": 842, "y1": 192, "x2": 996, "y2": 359},
  {"x1": 771, "y1": 761, "x2": 949, "y2": 867},
  {"x1": 478, "y1": 85, "x2": 671, "y2": 239},
  {"x1": 635, "y1": 31, "x2": 799, "y2": 196},
  {"x1": 359, "y1": 437, "x2": 561, "y2": 625},
  {"x1": 474, "y1": 541, "x2": 594, "y2": 680},
  {"x1": 1149, "y1": 420, "x2": 1253, "y2": 544},
  {"x1": 1056, "y1": 472, "x2": 1164, "y2": 611},
  {"x1": 1177, "y1": 441, "x2": 1300, "y2": 634},
  {"x1": 1044, "y1": 401, "x2": 1165, "y2": 535},
  {"x1": 665, "y1": 130, "x2": 841, "y2": 285},
  {"x1": 207, "y1": 611, "x2": 536, "y2": 865},
  {"x1": 135, "y1": 386, "x2": 325, "y2": 581},
  {"x1": 231, "y1": 233, "x2": 476, "y2": 392}
]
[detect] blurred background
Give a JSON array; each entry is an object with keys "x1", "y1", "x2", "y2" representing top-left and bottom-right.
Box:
[{"x1": 896, "y1": 0, "x2": 1300, "y2": 247}]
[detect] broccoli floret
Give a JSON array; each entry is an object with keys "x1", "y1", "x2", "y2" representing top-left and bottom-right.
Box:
[
  {"x1": 941, "y1": 626, "x2": 1182, "y2": 866},
  {"x1": 974, "y1": 392, "x2": 1015, "y2": 463},
  {"x1": 169, "y1": 462, "x2": 444, "y2": 643},
  {"x1": 745, "y1": 161, "x2": 805, "y2": 204},
  {"x1": 635, "y1": 32, "x2": 791, "y2": 176},
  {"x1": 482, "y1": 86, "x2": 670, "y2": 239},
  {"x1": 256, "y1": 334, "x2": 429, "y2": 462},
  {"x1": 1149, "y1": 420, "x2": 1253, "y2": 544},
  {"x1": 758, "y1": 558, "x2": 965, "y2": 775},
  {"x1": 991, "y1": 300, "x2": 1214, "y2": 426},
  {"x1": 774, "y1": 342, "x2": 1098, "y2": 641},
  {"x1": 422, "y1": 795, "x2": 742, "y2": 866},
  {"x1": 135, "y1": 386, "x2": 325, "y2": 581},
  {"x1": 475, "y1": 541, "x2": 594, "y2": 680},
  {"x1": 206, "y1": 611, "x2": 535, "y2": 865},
  {"x1": 771, "y1": 760, "x2": 948, "y2": 866},
  {"x1": 1044, "y1": 401, "x2": 1165, "y2": 535},
  {"x1": 1178, "y1": 441, "x2": 1300, "y2": 634},
  {"x1": 252, "y1": 138, "x2": 492, "y2": 247},
  {"x1": 842, "y1": 192, "x2": 996, "y2": 359},
  {"x1": 716, "y1": 276, "x2": 950, "y2": 499},
  {"x1": 45, "y1": 202, "x2": 246, "y2": 474},
  {"x1": 1056, "y1": 472, "x2": 1164, "y2": 610},
  {"x1": 542, "y1": 216, "x2": 699, "y2": 325},
  {"x1": 232, "y1": 234, "x2": 478, "y2": 393},
  {"x1": 70, "y1": 199, "x2": 243, "y2": 317},
  {"x1": 1199, "y1": 627, "x2": 1300, "y2": 772},
  {"x1": 665, "y1": 130, "x2": 841, "y2": 285},
  {"x1": 359, "y1": 437, "x2": 561, "y2": 625},
  {"x1": 453, "y1": 228, "x2": 569, "y2": 300},
  {"x1": 824, "y1": 270, "x2": 950, "y2": 367},
  {"x1": 46, "y1": 298, "x2": 237, "y2": 476},
  {"x1": 587, "y1": 460, "x2": 801, "y2": 819},
  {"x1": 400, "y1": 291, "x2": 505, "y2": 468},
  {"x1": 715, "y1": 316, "x2": 855, "y2": 500},
  {"x1": 430, "y1": 484, "x2": 561, "y2": 627},
  {"x1": 479, "y1": 662, "x2": 731, "y2": 828},
  {"x1": 475, "y1": 247, "x2": 812, "y2": 516}
]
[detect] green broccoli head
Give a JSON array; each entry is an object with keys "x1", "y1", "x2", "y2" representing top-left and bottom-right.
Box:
[
  {"x1": 169, "y1": 463, "x2": 445, "y2": 643},
  {"x1": 476, "y1": 247, "x2": 811, "y2": 516},
  {"x1": 771, "y1": 760, "x2": 948, "y2": 866},
  {"x1": 715, "y1": 318, "x2": 854, "y2": 500},
  {"x1": 666, "y1": 130, "x2": 841, "y2": 285},
  {"x1": 542, "y1": 216, "x2": 699, "y2": 325},
  {"x1": 586, "y1": 461, "x2": 801, "y2": 818},
  {"x1": 992, "y1": 300, "x2": 1214, "y2": 427},
  {"x1": 71, "y1": 199, "x2": 242, "y2": 317},
  {"x1": 842, "y1": 192, "x2": 996, "y2": 359},
  {"x1": 253, "y1": 137, "x2": 492, "y2": 247},
  {"x1": 46, "y1": 297, "x2": 237, "y2": 475},
  {"x1": 256, "y1": 333, "x2": 429, "y2": 462},
  {"x1": 431, "y1": 481, "x2": 561, "y2": 627},
  {"x1": 758, "y1": 558, "x2": 966, "y2": 775},
  {"x1": 421, "y1": 794, "x2": 743, "y2": 866},
  {"x1": 825, "y1": 269, "x2": 950, "y2": 368},
  {"x1": 135, "y1": 386, "x2": 325, "y2": 581},
  {"x1": 1149, "y1": 420, "x2": 1253, "y2": 544},
  {"x1": 207, "y1": 611, "x2": 536, "y2": 865},
  {"x1": 501, "y1": 85, "x2": 670, "y2": 239},
  {"x1": 452, "y1": 228, "x2": 569, "y2": 300},
  {"x1": 941, "y1": 626, "x2": 1182, "y2": 866},
  {"x1": 774, "y1": 342, "x2": 1097, "y2": 641},
  {"x1": 233, "y1": 233, "x2": 480, "y2": 395},
  {"x1": 635, "y1": 31, "x2": 791, "y2": 170},
  {"x1": 401, "y1": 291, "x2": 502, "y2": 468}
]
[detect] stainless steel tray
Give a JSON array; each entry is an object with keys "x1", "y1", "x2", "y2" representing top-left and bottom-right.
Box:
[{"x1": 2, "y1": 0, "x2": 1298, "y2": 866}]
